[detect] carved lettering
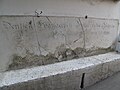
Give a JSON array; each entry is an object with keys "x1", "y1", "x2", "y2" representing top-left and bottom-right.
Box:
[
  {"x1": 2, "y1": 21, "x2": 33, "y2": 30},
  {"x1": 37, "y1": 21, "x2": 71, "y2": 30}
]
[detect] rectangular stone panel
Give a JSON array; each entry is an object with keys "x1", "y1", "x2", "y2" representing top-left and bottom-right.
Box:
[
  {"x1": 0, "y1": 16, "x2": 119, "y2": 72},
  {"x1": 34, "y1": 17, "x2": 84, "y2": 55},
  {"x1": 81, "y1": 18, "x2": 118, "y2": 49},
  {"x1": 0, "y1": 16, "x2": 40, "y2": 71}
]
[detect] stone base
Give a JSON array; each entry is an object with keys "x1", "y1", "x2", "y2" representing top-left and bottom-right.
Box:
[{"x1": 0, "y1": 52, "x2": 120, "y2": 90}]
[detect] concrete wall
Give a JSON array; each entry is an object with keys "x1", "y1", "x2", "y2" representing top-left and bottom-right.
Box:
[
  {"x1": 0, "y1": 0, "x2": 120, "y2": 19},
  {"x1": 0, "y1": 0, "x2": 120, "y2": 72},
  {"x1": 0, "y1": 16, "x2": 118, "y2": 72}
]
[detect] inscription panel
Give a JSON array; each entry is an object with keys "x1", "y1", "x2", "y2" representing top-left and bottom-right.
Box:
[
  {"x1": 34, "y1": 17, "x2": 84, "y2": 54},
  {"x1": 0, "y1": 17, "x2": 40, "y2": 56},
  {"x1": 0, "y1": 17, "x2": 40, "y2": 71},
  {"x1": 0, "y1": 16, "x2": 118, "y2": 72},
  {"x1": 81, "y1": 18, "x2": 118, "y2": 49}
]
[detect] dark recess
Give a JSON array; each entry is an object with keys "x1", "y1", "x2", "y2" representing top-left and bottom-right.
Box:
[{"x1": 80, "y1": 73, "x2": 85, "y2": 89}]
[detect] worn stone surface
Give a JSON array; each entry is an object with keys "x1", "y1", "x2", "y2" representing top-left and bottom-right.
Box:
[
  {"x1": 0, "y1": 17, "x2": 40, "y2": 72},
  {"x1": 0, "y1": 52, "x2": 120, "y2": 90},
  {"x1": 81, "y1": 18, "x2": 118, "y2": 49},
  {"x1": 0, "y1": 16, "x2": 118, "y2": 71}
]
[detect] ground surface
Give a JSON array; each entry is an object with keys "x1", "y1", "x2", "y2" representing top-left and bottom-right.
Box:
[{"x1": 84, "y1": 72, "x2": 120, "y2": 90}]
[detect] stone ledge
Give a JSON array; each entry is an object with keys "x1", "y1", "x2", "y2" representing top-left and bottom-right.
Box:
[{"x1": 0, "y1": 52, "x2": 120, "y2": 90}]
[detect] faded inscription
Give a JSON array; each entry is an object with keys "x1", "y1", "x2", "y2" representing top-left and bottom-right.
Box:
[
  {"x1": 0, "y1": 16, "x2": 118, "y2": 71},
  {"x1": 2, "y1": 21, "x2": 33, "y2": 30},
  {"x1": 84, "y1": 22, "x2": 115, "y2": 28},
  {"x1": 37, "y1": 21, "x2": 71, "y2": 29},
  {"x1": 82, "y1": 18, "x2": 118, "y2": 48},
  {"x1": 34, "y1": 17, "x2": 84, "y2": 53},
  {"x1": 0, "y1": 17, "x2": 40, "y2": 57},
  {"x1": 1, "y1": 17, "x2": 118, "y2": 54}
]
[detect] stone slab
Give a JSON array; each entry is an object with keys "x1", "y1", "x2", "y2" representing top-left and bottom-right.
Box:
[
  {"x1": 0, "y1": 52, "x2": 120, "y2": 90},
  {"x1": 0, "y1": 17, "x2": 40, "y2": 72},
  {"x1": 0, "y1": 16, "x2": 119, "y2": 72},
  {"x1": 81, "y1": 18, "x2": 118, "y2": 49}
]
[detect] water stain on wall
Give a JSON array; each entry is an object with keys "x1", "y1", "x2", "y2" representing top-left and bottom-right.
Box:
[
  {"x1": 0, "y1": 16, "x2": 118, "y2": 71},
  {"x1": 8, "y1": 46, "x2": 113, "y2": 71}
]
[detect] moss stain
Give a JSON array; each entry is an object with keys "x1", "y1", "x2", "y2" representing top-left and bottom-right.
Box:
[{"x1": 8, "y1": 46, "x2": 113, "y2": 71}]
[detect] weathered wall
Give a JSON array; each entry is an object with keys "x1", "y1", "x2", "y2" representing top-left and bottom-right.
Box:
[
  {"x1": 0, "y1": 16, "x2": 118, "y2": 72},
  {"x1": 0, "y1": 0, "x2": 120, "y2": 19},
  {"x1": 0, "y1": 0, "x2": 120, "y2": 72},
  {"x1": 1, "y1": 52, "x2": 120, "y2": 90}
]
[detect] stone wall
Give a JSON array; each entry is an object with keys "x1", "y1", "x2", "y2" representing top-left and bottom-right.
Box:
[{"x1": 0, "y1": 16, "x2": 118, "y2": 72}]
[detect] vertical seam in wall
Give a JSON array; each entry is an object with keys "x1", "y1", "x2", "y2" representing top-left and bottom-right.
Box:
[
  {"x1": 32, "y1": 17, "x2": 42, "y2": 55},
  {"x1": 64, "y1": 17, "x2": 71, "y2": 48},
  {"x1": 115, "y1": 20, "x2": 120, "y2": 51},
  {"x1": 78, "y1": 18, "x2": 86, "y2": 56},
  {"x1": 46, "y1": 16, "x2": 52, "y2": 23}
]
